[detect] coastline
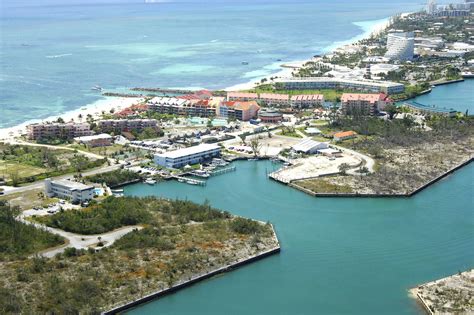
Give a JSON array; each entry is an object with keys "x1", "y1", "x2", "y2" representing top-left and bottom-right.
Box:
[
  {"x1": 0, "y1": 15, "x2": 396, "y2": 139},
  {"x1": 224, "y1": 16, "x2": 394, "y2": 92},
  {"x1": 0, "y1": 97, "x2": 143, "y2": 141},
  {"x1": 284, "y1": 157, "x2": 473, "y2": 198},
  {"x1": 103, "y1": 224, "x2": 281, "y2": 315}
]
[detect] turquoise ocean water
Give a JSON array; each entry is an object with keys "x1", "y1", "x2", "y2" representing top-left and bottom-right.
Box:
[
  {"x1": 0, "y1": 0, "x2": 425, "y2": 128},
  {"x1": 124, "y1": 161, "x2": 473, "y2": 315}
]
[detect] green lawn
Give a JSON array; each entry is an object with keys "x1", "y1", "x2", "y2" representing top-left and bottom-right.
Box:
[{"x1": 0, "y1": 161, "x2": 47, "y2": 181}]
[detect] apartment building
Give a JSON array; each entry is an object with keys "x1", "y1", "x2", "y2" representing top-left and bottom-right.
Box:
[
  {"x1": 97, "y1": 119, "x2": 158, "y2": 133},
  {"x1": 341, "y1": 93, "x2": 393, "y2": 116},
  {"x1": 259, "y1": 93, "x2": 290, "y2": 107},
  {"x1": 45, "y1": 179, "x2": 94, "y2": 203},
  {"x1": 276, "y1": 77, "x2": 405, "y2": 95},
  {"x1": 218, "y1": 101, "x2": 260, "y2": 121},
  {"x1": 290, "y1": 94, "x2": 325, "y2": 108},
  {"x1": 154, "y1": 144, "x2": 221, "y2": 168},
  {"x1": 27, "y1": 122, "x2": 93, "y2": 140}
]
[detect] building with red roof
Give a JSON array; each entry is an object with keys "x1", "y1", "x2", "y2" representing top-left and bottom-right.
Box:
[
  {"x1": 218, "y1": 101, "x2": 260, "y2": 121},
  {"x1": 341, "y1": 93, "x2": 393, "y2": 116},
  {"x1": 290, "y1": 94, "x2": 325, "y2": 108}
]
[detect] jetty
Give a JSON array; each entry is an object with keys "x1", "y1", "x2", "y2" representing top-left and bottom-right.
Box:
[
  {"x1": 173, "y1": 176, "x2": 206, "y2": 186},
  {"x1": 210, "y1": 165, "x2": 236, "y2": 176}
]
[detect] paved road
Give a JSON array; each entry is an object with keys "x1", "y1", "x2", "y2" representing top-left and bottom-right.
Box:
[
  {"x1": 2, "y1": 163, "x2": 123, "y2": 196},
  {"x1": 18, "y1": 212, "x2": 142, "y2": 258}
]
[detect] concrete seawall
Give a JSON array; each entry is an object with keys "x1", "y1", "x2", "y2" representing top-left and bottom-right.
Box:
[
  {"x1": 284, "y1": 158, "x2": 473, "y2": 198},
  {"x1": 103, "y1": 228, "x2": 280, "y2": 315}
]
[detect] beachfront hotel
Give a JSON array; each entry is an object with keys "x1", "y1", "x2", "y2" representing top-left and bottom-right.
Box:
[
  {"x1": 385, "y1": 32, "x2": 415, "y2": 61},
  {"x1": 218, "y1": 101, "x2": 260, "y2": 121},
  {"x1": 154, "y1": 143, "x2": 221, "y2": 168},
  {"x1": 274, "y1": 77, "x2": 405, "y2": 95},
  {"x1": 341, "y1": 93, "x2": 393, "y2": 116},
  {"x1": 147, "y1": 96, "x2": 220, "y2": 117},
  {"x1": 45, "y1": 179, "x2": 94, "y2": 203},
  {"x1": 226, "y1": 92, "x2": 324, "y2": 108},
  {"x1": 97, "y1": 119, "x2": 158, "y2": 133},
  {"x1": 27, "y1": 122, "x2": 93, "y2": 140}
]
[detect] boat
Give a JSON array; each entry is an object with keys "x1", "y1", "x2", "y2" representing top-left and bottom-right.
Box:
[
  {"x1": 241, "y1": 61, "x2": 249, "y2": 65},
  {"x1": 178, "y1": 178, "x2": 185, "y2": 183},
  {"x1": 144, "y1": 178, "x2": 156, "y2": 185},
  {"x1": 91, "y1": 85, "x2": 103, "y2": 91},
  {"x1": 248, "y1": 158, "x2": 259, "y2": 161},
  {"x1": 192, "y1": 170, "x2": 210, "y2": 178}
]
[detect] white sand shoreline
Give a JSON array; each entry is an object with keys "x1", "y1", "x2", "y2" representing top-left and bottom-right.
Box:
[
  {"x1": 0, "y1": 97, "x2": 143, "y2": 140},
  {"x1": 224, "y1": 16, "x2": 395, "y2": 92},
  {"x1": 0, "y1": 13, "x2": 406, "y2": 141}
]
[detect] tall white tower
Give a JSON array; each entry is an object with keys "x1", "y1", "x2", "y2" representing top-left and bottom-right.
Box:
[{"x1": 427, "y1": 0, "x2": 437, "y2": 15}]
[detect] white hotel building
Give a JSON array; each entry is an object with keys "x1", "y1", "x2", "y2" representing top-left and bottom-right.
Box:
[
  {"x1": 154, "y1": 144, "x2": 221, "y2": 169},
  {"x1": 45, "y1": 179, "x2": 94, "y2": 203},
  {"x1": 385, "y1": 32, "x2": 415, "y2": 62}
]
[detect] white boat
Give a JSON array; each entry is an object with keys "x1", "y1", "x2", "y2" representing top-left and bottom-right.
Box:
[
  {"x1": 91, "y1": 85, "x2": 103, "y2": 91},
  {"x1": 248, "y1": 158, "x2": 258, "y2": 161},
  {"x1": 192, "y1": 170, "x2": 210, "y2": 178},
  {"x1": 144, "y1": 178, "x2": 156, "y2": 185}
]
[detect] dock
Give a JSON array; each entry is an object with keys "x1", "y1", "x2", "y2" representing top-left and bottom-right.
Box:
[
  {"x1": 210, "y1": 165, "x2": 236, "y2": 176},
  {"x1": 173, "y1": 176, "x2": 206, "y2": 186}
]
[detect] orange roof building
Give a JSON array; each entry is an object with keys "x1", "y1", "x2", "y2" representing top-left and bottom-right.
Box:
[
  {"x1": 333, "y1": 131, "x2": 357, "y2": 141},
  {"x1": 218, "y1": 101, "x2": 260, "y2": 121},
  {"x1": 341, "y1": 93, "x2": 393, "y2": 116}
]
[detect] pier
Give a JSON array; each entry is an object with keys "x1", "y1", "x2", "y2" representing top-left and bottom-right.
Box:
[
  {"x1": 173, "y1": 176, "x2": 206, "y2": 186},
  {"x1": 210, "y1": 165, "x2": 236, "y2": 176}
]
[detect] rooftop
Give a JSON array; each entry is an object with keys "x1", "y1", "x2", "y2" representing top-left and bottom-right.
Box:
[
  {"x1": 50, "y1": 179, "x2": 94, "y2": 191},
  {"x1": 341, "y1": 93, "x2": 387, "y2": 104},
  {"x1": 290, "y1": 94, "x2": 324, "y2": 101},
  {"x1": 156, "y1": 143, "x2": 220, "y2": 159},
  {"x1": 334, "y1": 131, "x2": 357, "y2": 138},
  {"x1": 74, "y1": 133, "x2": 113, "y2": 141},
  {"x1": 292, "y1": 138, "x2": 328, "y2": 152}
]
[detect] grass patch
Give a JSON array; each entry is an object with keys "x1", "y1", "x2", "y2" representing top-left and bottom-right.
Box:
[{"x1": 296, "y1": 178, "x2": 353, "y2": 194}]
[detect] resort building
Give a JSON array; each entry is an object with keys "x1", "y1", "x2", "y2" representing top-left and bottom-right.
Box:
[
  {"x1": 402, "y1": 101, "x2": 457, "y2": 117},
  {"x1": 154, "y1": 143, "x2": 221, "y2": 168},
  {"x1": 147, "y1": 97, "x2": 188, "y2": 115},
  {"x1": 292, "y1": 138, "x2": 329, "y2": 154},
  {"x1": 74, "y1": 133, "x2": 113, "y2": 147},
  {"x1": 341, "y1": 93, "x2": 393, "y2": 116},
  {"x1": 258, "y1": 108, "x2": 283, "y2": 123},
  {"x1": 385, "y1": 32, "x2": 415, "y2": 62},
  {"x1": 45, "y1": 179, "x2": 94, "y2": 203},
  {"x1": 227, "y1": 92, "x2": 258, "y2": 102},
  {"x1": 275, "y1": 77, "x2": 405, "y2": 95},
  {"x1": 97, "y1": 119, "x2": 158, "y2": 133},
  {"x1": 218, "y1": 101, "x2": 260, "y2": 121},
  {"x1": 290, "y1": 94, "x2": 325, "y2": 108},
  {"x1": 334, "y1": 131, "x2": 357, "y2": 142},
  {"x1": 147, "y1": 96, "x2": 219, "y2": 117},
  {"x1": 27, "y1": 122, "x2": 93, "y2": 141},
  {"x1": 259, "y1": 93, "x2": 290, "y2": 107}
]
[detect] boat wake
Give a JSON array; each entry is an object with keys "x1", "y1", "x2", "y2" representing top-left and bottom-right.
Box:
[{"x1": 46, "y1": 53, "x2": 73, "y2": 59}]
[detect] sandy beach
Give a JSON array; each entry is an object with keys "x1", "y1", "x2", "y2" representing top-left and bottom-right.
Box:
[
  {"x1": 225, "y1": 17, "x2": 394, "y2": 92},
  {"x1": 0, "y1": 97, "x2": 143, "y2": 141}
]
